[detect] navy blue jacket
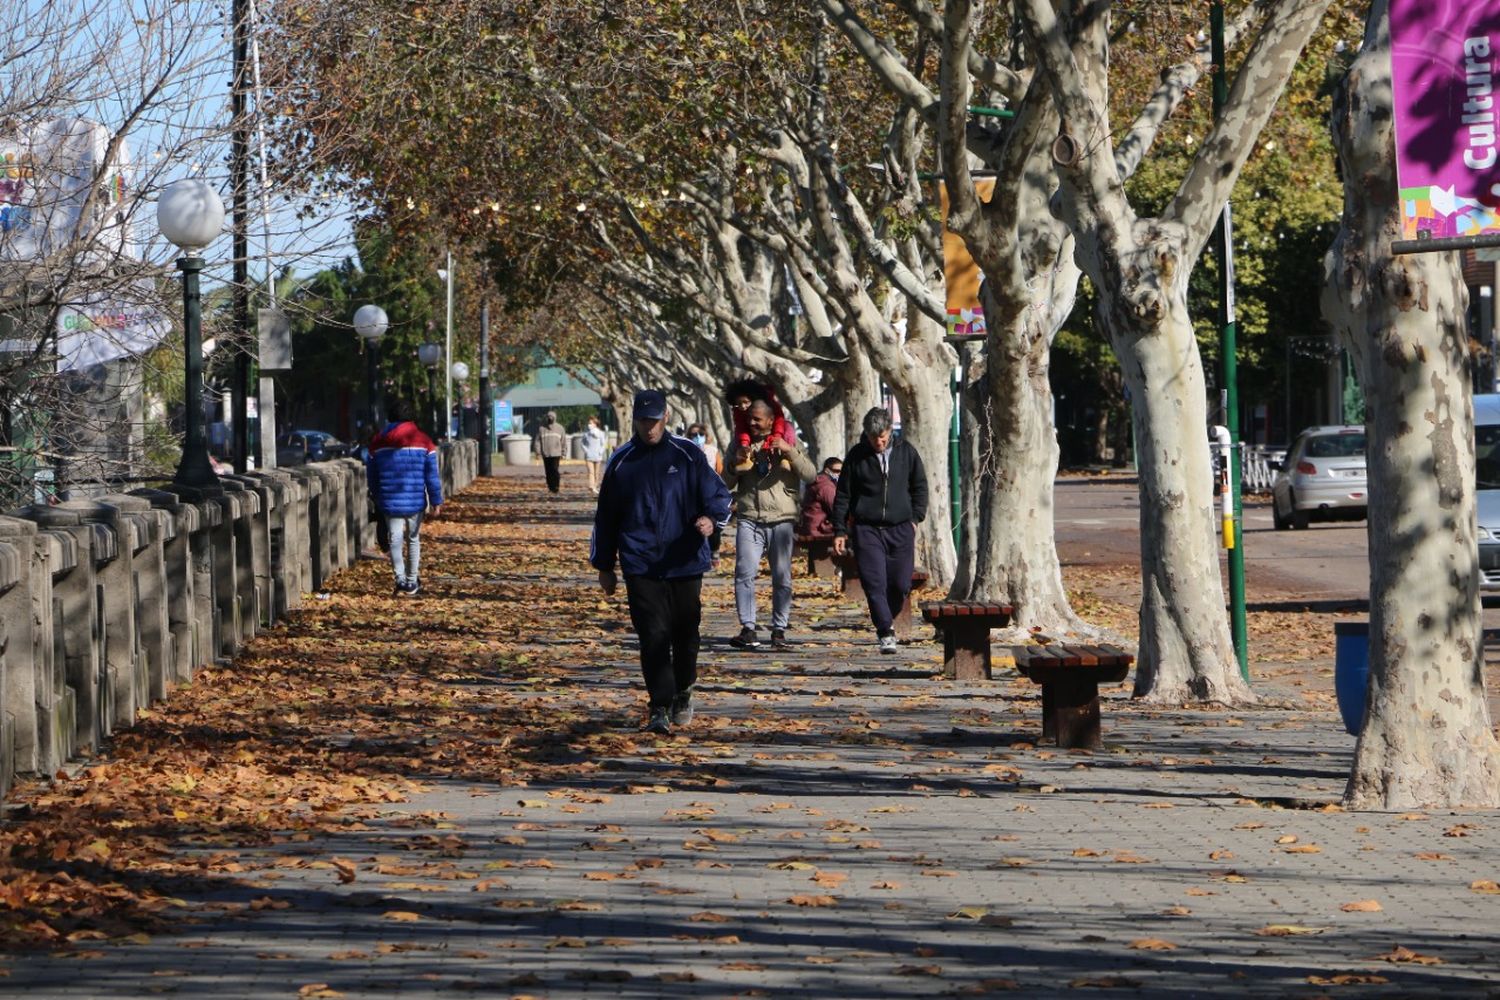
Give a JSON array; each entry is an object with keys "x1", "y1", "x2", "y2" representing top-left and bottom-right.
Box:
[
  {"x1": 590, "y1": 434, "x2": 732, "y2": 579},
  {"x1": 367, "y1": 421, "x2": 443, "y2": 517}
]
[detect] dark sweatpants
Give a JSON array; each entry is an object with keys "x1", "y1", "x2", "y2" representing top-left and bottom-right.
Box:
[
  {"x1": 624, "y1": 574, "x2": 703, "y2": 707},
  {"x1": 850, "y1": 521, "x2": 916, "y2": 636},
  {"x1": 542, "y1": 455, "x2": 562, "y2": 492}
]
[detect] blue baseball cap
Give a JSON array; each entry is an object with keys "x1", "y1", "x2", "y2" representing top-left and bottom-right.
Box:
[{"x1": 633, "y1": 389, "x2": 667, "y2": 420}]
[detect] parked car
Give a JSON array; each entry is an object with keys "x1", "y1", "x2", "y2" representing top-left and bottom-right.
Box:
[
  {"x1": 276, "y1": 429, "x2": 349, "y2": 466},
  {"x1": 1475, "y1": 395, "x2": 1500, "y2": 590},
  {"x1": 1271, "y1": 425, "x2": 1367, "y2": 530}
]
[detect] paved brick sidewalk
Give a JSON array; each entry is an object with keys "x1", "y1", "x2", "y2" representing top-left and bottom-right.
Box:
[{"x1": 4, "y1": 466, "x2": 1499, "y2": 998}]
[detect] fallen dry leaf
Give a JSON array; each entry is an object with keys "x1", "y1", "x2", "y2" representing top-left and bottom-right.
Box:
[
  {"x1": 1341, "y1": 899, "x2": 1383, "y2": 913},
  {"x1": 785, "y1": 894, "x2": 838, "y2": 907},
  {"x1": 1128, "y1": 939, "x2": 1177, "y2": 951},
  {"x1": 1374, "y1": 945, "x2": 1442, "y2": 966}
]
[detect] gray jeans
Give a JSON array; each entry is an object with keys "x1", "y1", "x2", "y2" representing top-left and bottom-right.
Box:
[
  {"x1": 734, "y1": 519, "x2": 794, "y2": 630},
  {"x1": 386, "y1": 512, "x2": 424, "y2": 586}
]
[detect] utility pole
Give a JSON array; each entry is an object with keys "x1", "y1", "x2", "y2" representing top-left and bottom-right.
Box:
[
  {"x1": 1212, "y1": 1, "x2": 1249, "y2": 681},
  {"x1": 479, "y1": 297, "x2": 492, "y2": 475},
  {"x1": 231, "y1": 0, "x2": 250, "y2": 473},
  {"x1": 444, "y1": 250, "x2": 454, "y2": 440}
]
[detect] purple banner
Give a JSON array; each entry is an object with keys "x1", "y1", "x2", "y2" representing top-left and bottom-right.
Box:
[{"x1": 1391, "y1": 0, "x2": 1500, "y2": 240}]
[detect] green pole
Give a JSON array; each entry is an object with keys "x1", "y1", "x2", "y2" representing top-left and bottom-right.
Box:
[
  {"x1": 1212, "y1": 1, "x2": 1249, "y2": 681},
  {"x1": 950, "y1": 360, "x2": 962, "y2": 551}
]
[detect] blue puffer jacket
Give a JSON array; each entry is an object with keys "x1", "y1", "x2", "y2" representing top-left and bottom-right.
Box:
[
  {"x1": 367, "y1": 421, "x2": 443, "y2": 516},
  {"x1": 591, "y1": 434, "x2": 731, "y2": 579}
]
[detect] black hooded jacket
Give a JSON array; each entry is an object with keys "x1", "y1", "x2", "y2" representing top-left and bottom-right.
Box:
[{"x1": 830, "y1": 436, "x2": 928, "y2": 535}]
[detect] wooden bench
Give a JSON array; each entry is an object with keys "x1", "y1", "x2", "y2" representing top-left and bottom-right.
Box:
[
  {"x1": 793, "y1": 533, "x2": 836, "y2": 578},
  {"x1": 1012, "y1": 643, "x2": 1133, "y2": 750},
  {"x1": 831, "y1": 548, "x2": 862, "y2": 598},
  {"x1": 892, "y1": 569, "x2": 930, "y2": 636},
  {"x1": 920, "y1": 601, "x2": 1014, "y2": 680}
]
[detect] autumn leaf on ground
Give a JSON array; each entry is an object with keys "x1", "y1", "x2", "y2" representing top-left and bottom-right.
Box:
[
  {"x1": 893, "y1": 964, "x2": 943, "y2": 976},
  {"x1": 1375, "y1": 945, "x2": 1442, "y2": 965},
  {"x1": 298, "y1": 986, "x2": 344, "y2": 999},
  {"x1": 785, "y1": 894, "x2": 838, "y2": 907},
  {"x1": 1129, "y1": 939, "x2": 1177, "y2": 951},
  {"x1": 331, "y1": 858, "x2": 357, "y2": 883},
  {"x1": 1308, "y1": 974, "x2": 1389, "y2": 986},
  {"x1": 381, "y1": 911, "x2": 422, "y2": 922},
  {"x1": 1070, "y1": 975, "x2": 1140, "y2": 988},
  {"x1": 1470, "y1": 880, "x2": 1500, "y2": 894},
  {"x1": 1340, "y1": 899, "x2": 1382, "y2": 912},
  {"x1": 947, "y1": 905, "x2": 989, "y2": 920},
  {"x1": 1255, "y1": 925, "x2": 1326, "y2": 936}
]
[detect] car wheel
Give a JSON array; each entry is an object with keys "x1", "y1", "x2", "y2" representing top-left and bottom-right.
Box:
[
  {"x1": 1272, "y1": 497, "x2": 1289, "y2": 531},
  {"x1": 1290, "y1": 495, "x2": 1310, "y2": 530}
]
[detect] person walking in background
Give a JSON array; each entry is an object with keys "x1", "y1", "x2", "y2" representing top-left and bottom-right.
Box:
[
  {"x1": 832, "y1": 407, "x2": 928, "y2": 653},
  {"x1": 367, "y1": 397, "x2": 443, "y2": 596},
  {"x1": 686, "y1": 422, "x2": 726, "y2": 568},
  {"x1": 724, "y1": 400, "x2": 816, "y2": 651},
  {"x1": 582, "y1": 414, "x2": 608, "y2": 494},
  {"x1": 797, "y1": 456, "x2": 842, "y2": 538},
  {"x1": 591, "y1": 390, "x2": 732, "y2": 735},
  {"x1": 686, "y1": 423, "x2": 723, "y2": 476},
  {"x1": 534, "y1": 410, "x2": 569, "y2": 493}
]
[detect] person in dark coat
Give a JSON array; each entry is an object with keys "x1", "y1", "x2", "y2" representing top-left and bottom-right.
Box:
[
  {"x1": 831, "y1": 407, "x2": 928, "y2": 653},
  {"x1": 591, "y1": 390, "x2": 732, "y2": 734},
  {"x1": 367, "y1": 398, "x2": 443, "y2": 595},
  {"x1": 797, "y1": 456, "x2": 843, "y2": 538},
  {"x1": 533, "y1": 411, "x2": 569, "y2": 493}
]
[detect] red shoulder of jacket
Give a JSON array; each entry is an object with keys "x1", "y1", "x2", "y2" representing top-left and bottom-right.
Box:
[{"x1": 372, "y1": 421, "x2": 436, "y2": 452}]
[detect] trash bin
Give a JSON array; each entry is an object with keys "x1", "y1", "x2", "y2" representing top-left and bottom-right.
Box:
[
  {"x1": 570, "y1": 433, "x2": 586, "y2": 460},
  {"x1": 1333, "y1": 620, "x2": 1369, "y2": 736},
  {"x1": 502, "y1": 434, "x2": 532, "y2": 466}
]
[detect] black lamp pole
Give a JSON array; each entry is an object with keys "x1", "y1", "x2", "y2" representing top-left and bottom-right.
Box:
[
  {"x1": 175, "y1": 256, "x2": 219, "y2": 488},
  {"x1": 366, "y1": 341, "x2": 382, "y2": 429}
]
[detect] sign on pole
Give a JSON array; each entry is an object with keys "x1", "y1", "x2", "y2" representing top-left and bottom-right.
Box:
[
  {"x1": 493, "y1": 399, "x2": 513, "y2": 435},
  {"x1": 937, "y1": 179, "x2": 995, "y2": 338},
  {"x1": 1391, "y1": 0, "x2": 1500, "y2": 248}
]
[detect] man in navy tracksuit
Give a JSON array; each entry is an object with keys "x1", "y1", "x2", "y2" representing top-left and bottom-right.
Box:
[
  {"x1": 591, "y1": 390, "x2": 732, "y2": 734},
  {"x1": 832, "y1": 406, "x2": 928, "y2": 653},
  {"x1": 367, "y1": 398, "x2": 443, "y2": 596}
]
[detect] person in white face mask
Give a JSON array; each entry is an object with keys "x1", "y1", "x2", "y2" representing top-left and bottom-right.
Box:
[
  {"x1": 797, "y1": 456, "x2": 842, "y2": 538},
  {"x1": 685, "y1": 423, "x2": 723, "y2": 476}
]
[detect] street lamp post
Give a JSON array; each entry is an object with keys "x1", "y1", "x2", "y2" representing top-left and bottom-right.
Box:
[
  {"x1": 450, "y1": 361, "x2": 469, "y2": 440},
  {"x1": 418, "y1": 342, "x2": 442, "y2": 438},
  {"x1": 354, "y1": 304, "x2": 389, "y2": 433},
  {"x1": 158, "y1": 179, "x2": 226, "y2": 490}
]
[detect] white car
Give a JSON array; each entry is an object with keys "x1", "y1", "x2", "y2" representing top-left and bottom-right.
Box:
[
  {"x1": 1271, "y1": 425, "x2": 1367, "y2": 530},
  {"x1": 1475, "y1": 395, "x2": 1500, "y2": 589}
]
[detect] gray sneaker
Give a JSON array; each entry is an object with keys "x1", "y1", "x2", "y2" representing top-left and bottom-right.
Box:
[
  {"x1": 644, "y1": 706, "x2": 672, "y2": 735},
  {"x1": 879, "y1": 634, "x2": 899, "y2": 654},
  {"x1": 670, "y1": 687, "x2": 695, "y2": 726}
]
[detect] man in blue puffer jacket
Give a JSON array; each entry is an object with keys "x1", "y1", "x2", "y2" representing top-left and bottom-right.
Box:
[
  {"x1": 368, "y1": 398, "x2": 443, "y2": 596},
  {"x1": 591, "y1": 389, "x2": 732, "y2": 735}
]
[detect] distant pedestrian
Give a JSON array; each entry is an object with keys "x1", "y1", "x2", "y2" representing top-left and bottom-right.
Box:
[
  {"x1": 534, "y1": 411, "x2": 569, "y2": 493},
  {"x1": 832, "y1": 407, "x2": 928, "y2": 653},
  {"x1": 797, "y1": 456, "x2": 842, "y2": 538},
  {"x1": 591, "y1": 390, "x2": 732, "y2": 734},
  {"x1": 367, "y1": 398, "x2": 443, "y2": 596},
  {"x1": 686, "y1": 423, "x2": 723, "y2": 475},
  {"x1": 724, "y1": 400, "x2": 816, "y2": 651},
  {"x1": 581, "y1": 414, "x2": 608, "y2": 494}
]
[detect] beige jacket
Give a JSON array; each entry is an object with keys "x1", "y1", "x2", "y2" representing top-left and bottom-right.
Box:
[{"x1": 723, "y1": 437, "x2": 816, "y2": 524}]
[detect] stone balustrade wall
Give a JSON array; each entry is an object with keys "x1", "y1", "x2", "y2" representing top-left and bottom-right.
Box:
[{"x1": 0, "y1": 438, "x2": 479, "y2": 799}]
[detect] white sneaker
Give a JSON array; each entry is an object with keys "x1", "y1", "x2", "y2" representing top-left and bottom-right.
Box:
[{"x1": 879, "y1": 634, "x2": 898, "y2": 654}]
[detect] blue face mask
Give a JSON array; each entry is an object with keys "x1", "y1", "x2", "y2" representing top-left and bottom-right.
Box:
[{"x1": 692, "y1": 434, "x2": 706, "y2": 446}]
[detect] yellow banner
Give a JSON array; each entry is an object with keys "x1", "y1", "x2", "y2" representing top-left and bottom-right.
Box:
[{"x1": 939, "y1": 178, "x2": 995, "y2": 337}]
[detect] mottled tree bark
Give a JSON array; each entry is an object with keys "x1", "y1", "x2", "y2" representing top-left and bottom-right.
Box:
[{"x1": 1323, "y1": 0, "x2": 1500, "y2": 809}]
